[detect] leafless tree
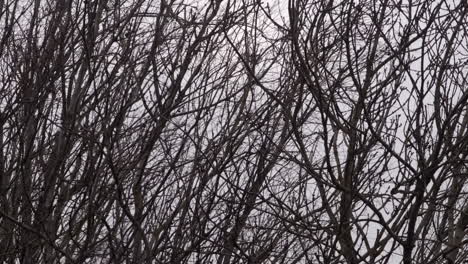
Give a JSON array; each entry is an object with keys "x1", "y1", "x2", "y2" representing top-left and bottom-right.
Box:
[{"x1": 1, "y1": 0, "x2": 468, "y2": 263}]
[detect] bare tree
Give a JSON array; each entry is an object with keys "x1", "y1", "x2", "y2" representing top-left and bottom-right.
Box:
[{"x1": 1, "y1": 0, "x2": 468, "y2": 263}]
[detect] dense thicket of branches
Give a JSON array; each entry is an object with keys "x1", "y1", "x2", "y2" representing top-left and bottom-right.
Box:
[{"x1": 1, "y1": 0, "x2": 468, "y2": 263}]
